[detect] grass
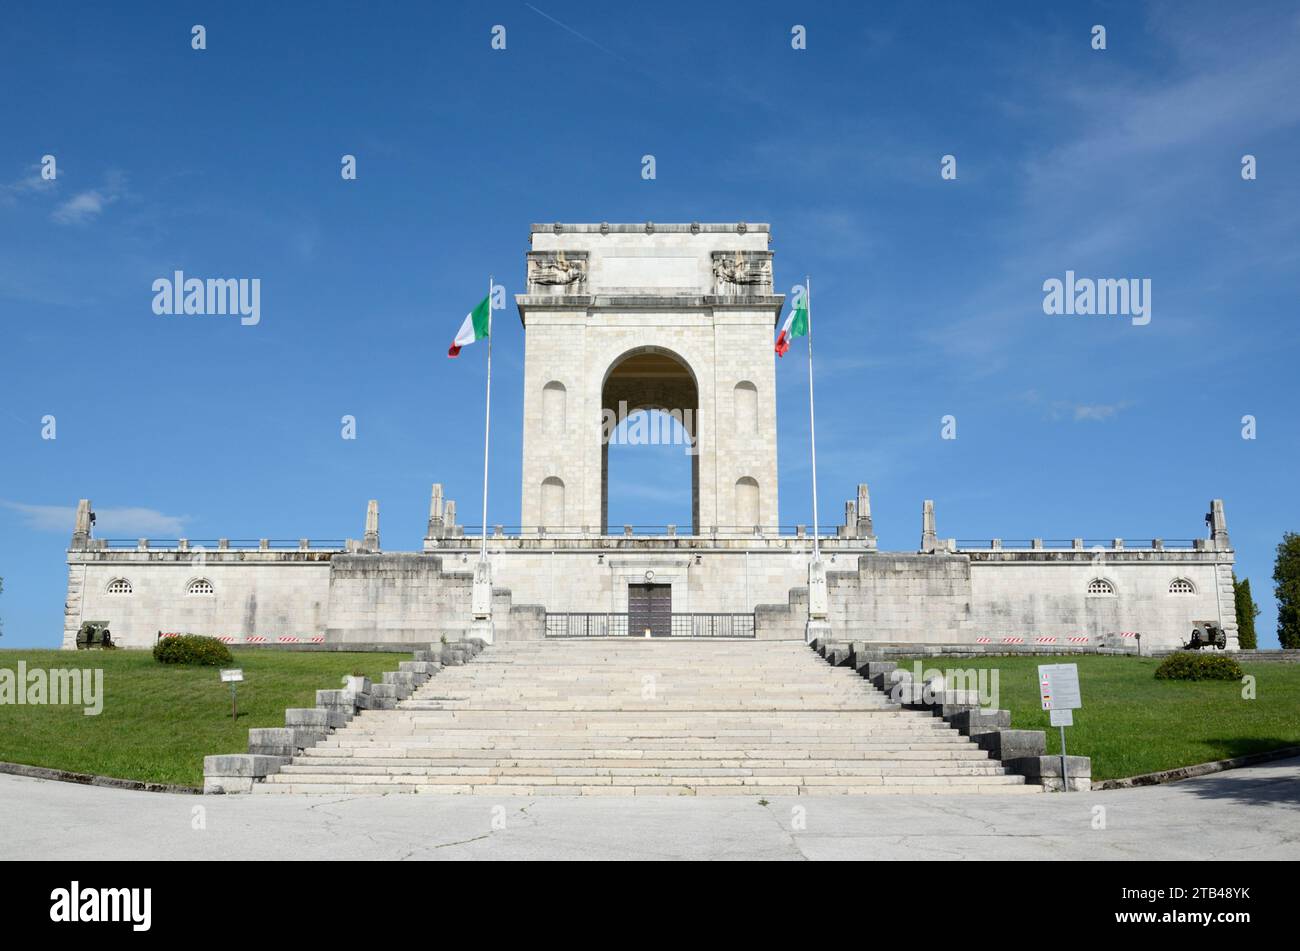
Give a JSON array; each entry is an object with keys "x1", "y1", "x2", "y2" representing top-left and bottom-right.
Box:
[
  {"x1": 3, "y1": 648, "x2": 1295, "y2": 789},
  {"x1": 0, "y1": 648, "x2": 410, "y2": 788},
  {"x1": 896, "y1": 654, "x2": 1300, "y2": 781}
]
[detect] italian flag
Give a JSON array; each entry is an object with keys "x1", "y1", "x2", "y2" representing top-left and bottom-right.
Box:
[
  {"x1": 447, "y1": 295, "x2": 491, "y2": 357},
  {"x1": 775, "y1": 293, "x2": 808, "y2": 357}
]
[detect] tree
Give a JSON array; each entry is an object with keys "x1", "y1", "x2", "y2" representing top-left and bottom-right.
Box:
[
  {"x1": 1233, "y1": 574, "x2": 1260, "y2": 649},
  {"x1": 1274, "y1": 532, "x2": 1300, "y2": 649}
]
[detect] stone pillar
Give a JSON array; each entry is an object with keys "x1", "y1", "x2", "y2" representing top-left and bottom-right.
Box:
[
  {"x1": 445, "y1": 500, "x2": 458, "y2": 537},
  {"x1": 1208, "y1": 499, "x2": 1231, "y2": 551},
  {"x1": 842, "y1": 500, "x2": 857, "y2": 538},
  {"x1": 805, "y1": 558, "x2": 831, "y2": 644},
  {"x1": 426, "y1": 484, "x2": 445, "y2": 541},
  {"x1": 856, "y1": 484, "x2": 877, "y2": 549},
  {"x1": 921, "y1": 500, "x2": 938, "y2": 553},
  {"x1": 1216, "y1": 562, "x2": 1240, "y2": 650},
  {"x1": 363, "y1": 500, "x2": 380, "y2": 552},
  {"x1": 71, "y1": 499, "x2": 93, "y2": 548},
  {"x1": 469, "y1": 558, "x2": 495, "y2": 644}
]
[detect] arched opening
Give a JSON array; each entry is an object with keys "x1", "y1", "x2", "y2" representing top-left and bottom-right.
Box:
[{"x1": 601, "y1": 347, "x2": 699, "y2": 534}]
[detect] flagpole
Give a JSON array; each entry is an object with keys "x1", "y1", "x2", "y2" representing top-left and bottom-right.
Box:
[
  {"x1": 480, "y1": 275, "x2": 493, "y2": 562},
  {"x1": 805, "y1": 275, "x2": 820, "y2": 562}
]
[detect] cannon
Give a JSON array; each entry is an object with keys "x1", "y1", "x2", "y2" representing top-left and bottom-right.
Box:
[
  {"x1": 76, "y1": 620, "x2": 116, "y2": 650},
  {"x1": 1185, "y1": 620, "x2": 1226, "y2": 651}
]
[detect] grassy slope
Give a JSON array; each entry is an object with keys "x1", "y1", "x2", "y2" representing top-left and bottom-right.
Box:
[
  {"x1": 896, "y1": 654, "x2": 1300, "y2": 780},
  {"x1": 0, "y1": 648, "x2": 410, "y2": 787}
]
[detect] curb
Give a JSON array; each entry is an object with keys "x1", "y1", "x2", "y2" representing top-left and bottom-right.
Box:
[
  {"x1": 1093, "y1": 745, "x2": 1300, "y2": 790},
  {"x1": 0, "y1": 760, "x2": 200, "y2": 795}
]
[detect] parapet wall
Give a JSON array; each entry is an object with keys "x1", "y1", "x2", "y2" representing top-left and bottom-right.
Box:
[
  {"x1": 324, "y1": 554, "x2": 541, "y2": 643},
  {"x1": 62, "y1": 497, "x2": 1238, "y2": 651}
]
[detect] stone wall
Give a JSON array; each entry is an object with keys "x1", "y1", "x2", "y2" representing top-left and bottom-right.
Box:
[
  {"x1": 65, "y1": 539, "x2": 1235, "y2": 651},
  {"x1": 518, "y1": 224, "x2": 783, "y2": 534},
  {"x1": 754, "y1": 548, "x2": 1235, "y2": 650},
  {"x1": 67, "y1": 549, "x2": 333, "y2": 649},
  {"x1": 324, "y1": 553, "x2": 540, "y2": 643}
]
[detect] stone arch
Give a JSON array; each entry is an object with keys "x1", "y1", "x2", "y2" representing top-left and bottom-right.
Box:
[
  {"x1": 542, "y1": 381, "x2": 566, "y2": 436},
  {"x1": 542, "y1": 476, "x2": 566, "y2": 529},
  {"x1": 601, "y1": 346, "x2": 699, "y2": 534},
  {"x1": 733, "y1": 381, "x2": 757, "y2": 435},
  {"x1": 735, "y1": 476, "x2": 759, "y2": 529}
]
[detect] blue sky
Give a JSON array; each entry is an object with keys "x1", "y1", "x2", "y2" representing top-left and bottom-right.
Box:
[{"x1": 2, "y1": 1, "x2": 1297, "y2": 647}]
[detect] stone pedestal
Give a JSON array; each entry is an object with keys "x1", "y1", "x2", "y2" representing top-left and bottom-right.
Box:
[
  {"x1": 806, "y1": 557, "x2": 830, "y2": 644},
  {"x1": 471, "y1": 558, "x2": 494, "y2": 644}
]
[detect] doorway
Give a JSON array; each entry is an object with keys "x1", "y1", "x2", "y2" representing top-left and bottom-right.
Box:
[{"x1": 628, "y1": 583, "x2": 672, "y2": 637}]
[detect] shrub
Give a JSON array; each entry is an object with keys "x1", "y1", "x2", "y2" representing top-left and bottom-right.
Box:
[
  {"x1": 1275, "y1": 532, "x2": 1300, "y2": 649},
  {"x1": 152, "y1": 634, "x2": 233, "y2": 666},
  {"x1": 1233, "y1": 575, "x2": 1260, "y2": 650},
  {"x1": 1154, "y1": 652, "x2": 1244, "y2": 682}
]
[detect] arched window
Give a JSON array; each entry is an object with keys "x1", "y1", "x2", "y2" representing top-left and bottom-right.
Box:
[
  {"x1": 1086, "y1": 578, "x2": 1115, "y2": 596},
  {"x1": 188, "y1": 579, "x2": 215, "y2": 596},
  {"x1": 1169, "y1": 578, "x2": 1196, "y2": 595},
  {"x1": 106, "y1": 578, "x2": 133, "y2": 595}
]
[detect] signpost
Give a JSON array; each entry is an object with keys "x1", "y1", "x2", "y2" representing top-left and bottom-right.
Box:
[
  {"x1": 220, "y1": 668, "x2": 244, "y2": 720},
  {"x1": 1038, "y1": 663, "x2": 1082, "y2": 791}
]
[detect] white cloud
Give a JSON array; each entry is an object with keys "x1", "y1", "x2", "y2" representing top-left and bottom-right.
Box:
[
  {"x1": 0, "y1": 166, "x2": 54, "y2": 204},
  {"x1": 52, "y1": 189, "x2": 115, "y2": 224},
  {"x1": 2, "y1": 501, "x2": 188, "y2": 535},
  {"x1": 1072, "y1": 403, "x2": 1127, "y2": 422},
  {"x1": 50, "y1": 170, "x2": 127, "y2": 225}
]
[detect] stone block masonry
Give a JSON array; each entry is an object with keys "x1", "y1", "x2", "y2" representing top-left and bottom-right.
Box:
[{"x1": 67, "y1": 497, "x2": 1235, "y2": 652}]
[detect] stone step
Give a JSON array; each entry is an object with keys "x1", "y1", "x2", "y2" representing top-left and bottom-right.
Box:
[
  {"x1": 276, "y1": 763, "x2": 1009, "y2": 777},
  {"x1": 264, "y1": 771, "x2": 1024, "y2": 786},
  {"x1": 255, "y1": 782, "x2": 1042, "y2": 796},
  {"x1": 248, "y1": 639, "x2": 1038, "y2": 796},
  {"x1": 289, "y1": 755, "x2": 996, "y2": 768}
]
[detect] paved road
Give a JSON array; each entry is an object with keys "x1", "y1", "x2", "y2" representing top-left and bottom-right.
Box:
[{"x1": 2, "y1": 758, "x2": 1297, "y2": 860}]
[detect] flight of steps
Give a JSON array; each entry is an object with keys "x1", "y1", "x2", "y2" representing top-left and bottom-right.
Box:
[{"x1": 257, "y1": 639, "x2": 1038, "y2": 796}]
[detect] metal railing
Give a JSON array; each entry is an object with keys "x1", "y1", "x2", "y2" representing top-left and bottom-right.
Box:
[
  {"x1": 472, "y1": 525, "x2": 840, "y2": 538},
  {"x1": 98, "y1": 538, "x2": 347, "y2": 551},
  {"x1": 953, "y1": 538, "x2": 1203, "y2": 551},
  {"x1": 545, "y1": 612, "x2": 755, "y2": 638}
]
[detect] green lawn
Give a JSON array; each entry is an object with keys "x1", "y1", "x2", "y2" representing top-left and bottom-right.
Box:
[
  {"x1": 0, "y1": 648, "x2": 410, "y2": 787},
  {"x1": 897, "y1": 654, "x2": 1300, "y2": 781}
]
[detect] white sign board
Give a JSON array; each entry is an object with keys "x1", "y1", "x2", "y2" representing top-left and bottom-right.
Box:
[
  {"x1": 1049, "y1": 708, "x2": 1074, "y2": 727},
  {"x1": 220, "y1": 668, "x2": 244, "y2": 683},
  {"x1": 1038, "y1": 663, "x2": 1081, "y2": 711}
]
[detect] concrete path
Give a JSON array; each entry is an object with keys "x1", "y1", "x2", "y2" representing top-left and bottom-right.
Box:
[{"x1": 2, "y1": 757, "x2": 1297, "y2": 860}]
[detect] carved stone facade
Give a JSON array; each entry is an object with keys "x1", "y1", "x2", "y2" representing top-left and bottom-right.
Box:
[
  {"x1": 517, "y1": 223, "x2": 784, "y2": 534},
  {"x1": 526, "y1": 250, "x2": 589, "y2": 294}
]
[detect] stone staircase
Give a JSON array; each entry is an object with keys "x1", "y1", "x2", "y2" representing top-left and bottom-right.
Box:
[{"x1": 256, "y1": 639, "x2": 1038, "y2": 796}]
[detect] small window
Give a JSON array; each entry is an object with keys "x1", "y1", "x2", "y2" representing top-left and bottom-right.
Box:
[
  {"x1": 1087, "y1": 578, "x2": 1115, "y2": 596},
  {"x1": 188, "y1": 579, "x2": 215, "y2": 596},
  {"x1": 1169, "y1": 578, "x2": 1196, "y2": 595},
  {"x1": 106, "y1": 578, "x2": 133, "y2": 595}
]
